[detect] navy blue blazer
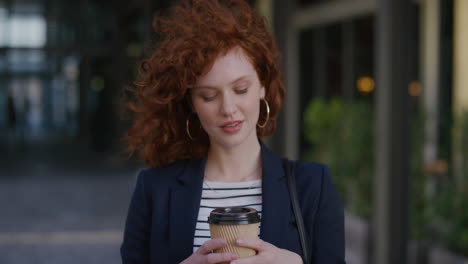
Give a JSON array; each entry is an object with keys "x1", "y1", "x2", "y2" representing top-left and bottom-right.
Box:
[{"x1": 121, "y1": 143, "x2": 345, "y2": 263}]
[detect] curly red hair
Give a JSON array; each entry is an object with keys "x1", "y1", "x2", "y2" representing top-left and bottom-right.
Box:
[{"x1": 125, "y1": 0, "x2": 285, "y2": 168}]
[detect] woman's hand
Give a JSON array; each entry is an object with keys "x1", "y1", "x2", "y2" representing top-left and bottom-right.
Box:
[
  {"x1": 180, "y1": 238, "x2": 238, "y2": 264},
  {"x1": 230, "y1": 237, "x2": 303, "y2": 264}
]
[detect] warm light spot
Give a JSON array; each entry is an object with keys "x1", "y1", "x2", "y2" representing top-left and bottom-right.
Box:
[
  {"x1": 408, "y1": 81, "x2": 422, "y2": 97},
  {"x1": 357, "y1": 76, "x2": 375, "y2": 94}
]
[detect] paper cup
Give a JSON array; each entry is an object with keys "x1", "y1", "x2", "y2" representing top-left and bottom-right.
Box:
[{"x1": 208, "y1": 207, "x2": 261, "y2": 261}]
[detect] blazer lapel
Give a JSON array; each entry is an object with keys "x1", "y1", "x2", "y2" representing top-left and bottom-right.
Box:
[
  {"x1": 259, "y1": 143, "x2": 291, "y2": 249},
  {"x1": 169, "y1": 158, "x2": 206, "y2": 263}
]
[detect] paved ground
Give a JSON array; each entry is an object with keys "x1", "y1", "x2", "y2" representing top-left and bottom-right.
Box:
[
  {"x1": 0, "y1": 175, "x2": 136, "y2": 264},
  {"x1": 0, "y1": 137, "x2": 142, "y2": 264}
]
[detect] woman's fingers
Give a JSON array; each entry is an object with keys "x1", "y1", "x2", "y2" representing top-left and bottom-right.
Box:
[
  {"x1": 231, "y1": 238, "x2": 303, "y2": 264},
  {"x1": 206, "y1": 252, "x2": 239, "y2": 263},
  {"x1": 236, "y1": 237, "x2": 270, "y2": 251},
  {"x1": 197, "y1": 238, "x2": 227, "y2": 254},
  {"x1": 196, "y1": 239, "x2": 238, "y2": 263}
]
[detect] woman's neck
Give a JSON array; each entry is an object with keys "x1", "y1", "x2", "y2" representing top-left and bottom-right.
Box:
[{"x1": 204, "y1": 140, "x2": 262, "y2": 182}]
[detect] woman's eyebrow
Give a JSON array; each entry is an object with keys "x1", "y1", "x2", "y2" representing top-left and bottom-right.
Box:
[
  {"x1": 192, "y1": 85, "x2": 217, "y2": 91},
  {"x1": 230, "y1": 75, "x2": 250, "y2": 85},
  {"x1": 194, "y1": 75, "x2": 251, "y2": 90}
]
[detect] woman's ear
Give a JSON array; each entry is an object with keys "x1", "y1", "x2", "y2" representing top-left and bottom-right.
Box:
[{"x1": 260, "y1": 86, "x2": 266, "y2": 99}]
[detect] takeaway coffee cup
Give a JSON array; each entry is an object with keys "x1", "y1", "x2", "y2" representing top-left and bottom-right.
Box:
[{"x1": 208, "y1": 207, "x2": 261, "y2": 259}]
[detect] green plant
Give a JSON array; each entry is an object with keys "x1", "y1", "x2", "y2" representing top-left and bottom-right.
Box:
[
  {"x1": 443, "y1": 111, "x2": 468, "y2": 256},
  {"x1": 422, "y1": 110, "x2": 468, "y2": 257},
  {"x1": 408, "y1": 107, "x2": 427, "y2": 239},
  {"x1": 303, "y1": 97, "x2": 374, "y2": 218},
  {"x1": 303, "y1": 98, "x2": 468, "y2": 256}
]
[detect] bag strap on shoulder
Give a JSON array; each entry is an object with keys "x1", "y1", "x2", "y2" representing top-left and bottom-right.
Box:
[{"x1": 283, "y1": 159, "x2": 310, "y2": 264}]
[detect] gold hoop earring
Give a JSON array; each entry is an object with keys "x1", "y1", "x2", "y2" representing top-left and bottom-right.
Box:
[
  {"x1": 186, "y1": 117, "x2": 195, "y2": 140},
  {"x1": 257, "y1": 98, "x2": 270, "y2": 128}
]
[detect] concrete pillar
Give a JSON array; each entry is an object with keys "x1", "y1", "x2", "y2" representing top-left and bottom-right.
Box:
[
  {"x1": 421, "y1": 0, "x2": 441, "y2": 165},
  {"x1": 373, "y1": 0, "x2": 412, "y2": 263},
  {"x1": 272, "y1": 0, "x2": 299, "y2": 159},
  {"x1": 255, "y1": 0, "x2": 273, "y2": 27},
  {"x1": 256, "y1": 0, "x2": 275, "y2": 149},
  {"x1": 284, "y1": 15, "x2": 300, "y2": 160},
  {"x1": 453, "y1": 0, "x2": 468, "y2": 187},
  {"x1": 453, "y1": 0, "x2": 468, "y2": 115}
]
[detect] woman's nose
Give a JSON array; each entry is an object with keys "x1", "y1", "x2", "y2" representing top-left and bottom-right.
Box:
[{"x1": 221, "y1": 94, "x2": 237, "y2": 116}]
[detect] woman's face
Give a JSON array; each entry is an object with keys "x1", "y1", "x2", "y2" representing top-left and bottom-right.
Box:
[{"x1": 191, "y1": 47, "x2": 265, "y2": 150}]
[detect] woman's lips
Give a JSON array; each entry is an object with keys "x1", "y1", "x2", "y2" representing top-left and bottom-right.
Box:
[{"x1": 220, "y1": 121, "x2": 243, "y2": 133}]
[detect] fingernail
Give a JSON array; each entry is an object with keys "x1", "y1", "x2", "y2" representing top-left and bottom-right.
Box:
[
  {"x1": 237, "y1": 239, "x2": 243, "y2": 244},
  {"x1": 231, "y1": 253, "x2": 238, "y2": 259}
]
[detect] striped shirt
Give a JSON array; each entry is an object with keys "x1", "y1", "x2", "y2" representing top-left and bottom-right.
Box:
[{"x1": 193, "y1": 179, "x2": 262, "y2": 252}]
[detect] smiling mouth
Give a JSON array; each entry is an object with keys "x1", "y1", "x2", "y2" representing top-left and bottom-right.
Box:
[
  {"x1": 220, "y1": 121, "x2": 243, "y2": 133},
  {"x1": 223, "y1": 122, "x2": 242, "y2": 127}
]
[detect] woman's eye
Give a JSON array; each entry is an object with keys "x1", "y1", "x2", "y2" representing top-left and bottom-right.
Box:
[
  {"x1": 235, "y1": 88, "x2": 248, "y2": 94},
  {"x1": 201, "y1": 94, "x2": 216, "y2": 101}
]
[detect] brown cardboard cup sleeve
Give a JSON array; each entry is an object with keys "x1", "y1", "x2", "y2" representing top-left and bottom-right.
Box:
[{"x1": 208, "y1": 207, "x2": 261, "y2": 260}]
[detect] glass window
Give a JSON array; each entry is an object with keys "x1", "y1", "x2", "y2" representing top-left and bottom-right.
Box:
[
  {"x1": 325, "y1": 23, "x2": 342, "y2": 97},
  {"x1": 0, "y1": 8, "x2": 7, "y2": 46},
  {"x1": 8, "y1": 14, "x2": 46, "y2": 48},
  {"x1": 0, "y1": 53, "x2": 5, "y2": 71},
  {"x1": 7, "y1": 49, "x2": 46, "y2": 73}
]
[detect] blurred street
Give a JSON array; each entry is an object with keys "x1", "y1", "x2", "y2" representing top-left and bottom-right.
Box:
[{"x1": 0, "y1": 137, "x2": 141, "y2": 264}]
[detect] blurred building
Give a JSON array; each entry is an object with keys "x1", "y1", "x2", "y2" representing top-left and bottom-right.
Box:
[{"x1": 0, "y1": 0, "x2": 178, "y2": 152}]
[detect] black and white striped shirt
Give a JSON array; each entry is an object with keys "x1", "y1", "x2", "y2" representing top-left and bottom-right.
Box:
[{"x1": 193, "y1": 180, "x2": 262, "y2": 252}]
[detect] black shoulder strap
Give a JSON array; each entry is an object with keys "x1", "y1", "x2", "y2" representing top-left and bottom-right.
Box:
[{"x1": 284, "y1": 159, "x2": 310, "y2": 264}]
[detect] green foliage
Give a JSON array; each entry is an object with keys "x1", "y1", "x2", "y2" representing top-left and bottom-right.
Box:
[
  {"x1": 449, "y1": 190, "x2": 468, "y2": 255},
  {"x1": 303, "y1": 97, "x2": 374, "y2": 218},
  {"x1": 455, "y1": 111, "x2": 468, "y2": 180},
  {"x1": 437, "y1": 111, "x2": 468, "y2": 256},
  {"x1": 408, "y1": 107, "x2": 427, "y2": 239},
  {"x1": 412, "y1": 110, "x2": 468, "y2": 256},
  {"x1": 302, "y1": 98, "x2": 468, "y2": 256}
]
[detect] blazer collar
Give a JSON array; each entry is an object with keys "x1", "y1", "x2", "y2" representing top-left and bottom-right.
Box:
[
  {"x1": 260, "y1": 141, "x2": 285, "y2": 180},
  {"x1": 169, "y1": 157, "x2": 206, "y2": 263},
  {"x1": 175, "y1": 156, "x2": 207, "y2": 185}
]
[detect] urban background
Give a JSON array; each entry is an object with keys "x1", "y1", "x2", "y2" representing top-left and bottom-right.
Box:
[{"x1": 0, "y1": 0, "x2": 467, "y2": 263}]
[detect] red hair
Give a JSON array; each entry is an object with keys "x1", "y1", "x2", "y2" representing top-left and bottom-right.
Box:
[{"x1": 125, "y1": 0, "x2": 285, "y2": 168}]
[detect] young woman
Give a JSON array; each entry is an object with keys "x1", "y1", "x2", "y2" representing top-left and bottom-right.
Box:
[{"x1": 121, "y1": 0, "x2": 344, "y2": 263}]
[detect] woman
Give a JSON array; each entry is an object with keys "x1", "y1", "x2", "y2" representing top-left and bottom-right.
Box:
[{"x1": 121, "y1": 0, "x2": 345, "y2": 263}]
